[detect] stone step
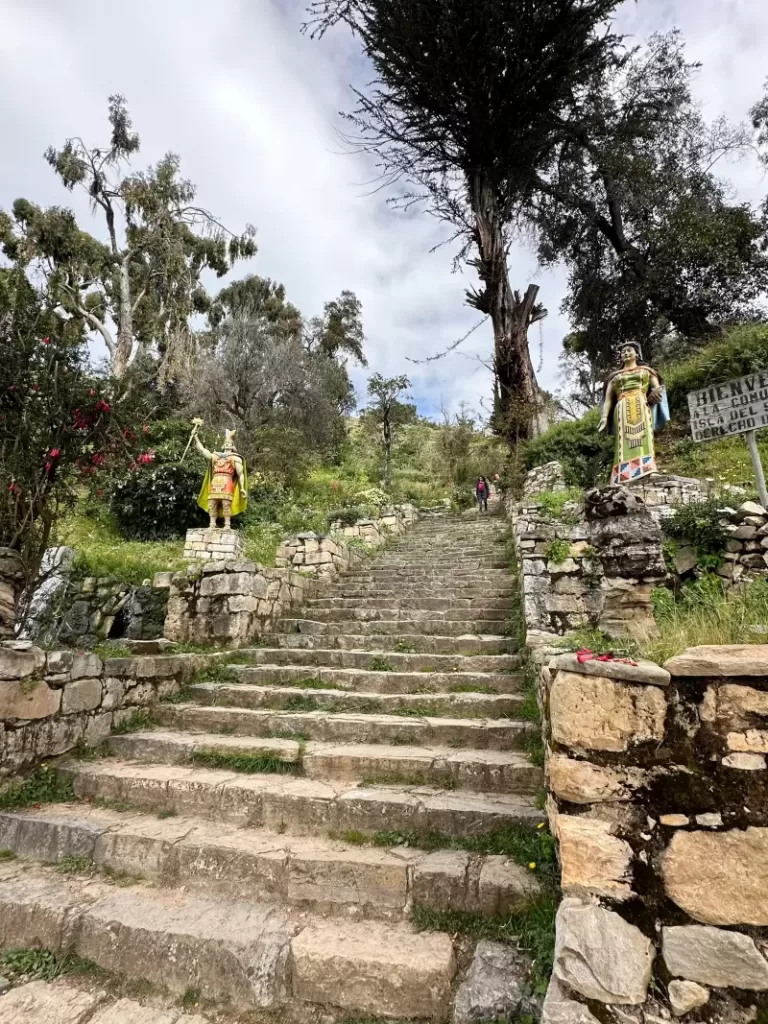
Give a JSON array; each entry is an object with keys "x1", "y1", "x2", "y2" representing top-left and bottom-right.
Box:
[
  {"x1": 328, "y1": 585, "x2": 516, "y2": 599},
  {"x1": 59, "y1": 760, "x2": 543, "y2": 836},
  {"x1": 371, "y1": 560, "x2": 508, "y2": 570},
  {"x1": 106, "y1": 731, "x2": 541, "y2": 795},
  {"x1": 185, "y1": 682, "x2": 525, "y2": 718},
  {"x1": 231, "y1": 664, "x2": 520, "y2": 694},
  {"x1": 296, "y1": 606, "x2": 508, "y2": 623},
  {"x1": 0, "y1": 864, "x2": 455, "y2": 1017},
  {"x1": 259, "y1": 632, "x2": 516, "y2": 655},
  {"x1": 157, "y1": 702, "x2": 532, "y2": 748},
  {"x1": 305, "y1": 596, "x2": 511, "y2": 611},
  {"x1": 341, "y1": 569, "x2": 513, "y2": 582},
  {"x1": 276, "y1": 618, "x2": 509, "y2": 636},
  {"x1": 235, "y1": 646, "x2": 520, "y2": 673},
  {"x1": 0, "y1": 806, "x2": 539, "y2": 920},
  {"x1": 0, "y1": 979, "x2": 214, "y2": 1024}
]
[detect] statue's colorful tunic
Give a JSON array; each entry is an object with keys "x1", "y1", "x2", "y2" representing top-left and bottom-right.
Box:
[
  {"x1": 607, "y1": 367, "x2": 658, "y2": 485},
  {"x1": 210, "y1": 455, "x2": 237, "y2": 498}
]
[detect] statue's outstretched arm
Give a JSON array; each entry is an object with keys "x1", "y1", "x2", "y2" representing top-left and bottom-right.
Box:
[
  {"x1": 234, "y1": 456, "x2": 247, "y2": 495},
  {"x1": 194, "y1": 435, "x2": 214, "y2": 461}
]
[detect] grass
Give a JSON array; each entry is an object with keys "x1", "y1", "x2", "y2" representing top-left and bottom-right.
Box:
[
  {"x1": 0, "y1": 765, "x2": 74, "y2": 810},
  {"x1": 0, "y1": 947, "x2": 108, "y2": 984},
  {"x1": 544, "y1": 538, "x2": 572, "y2": 565},
  {"x1": 111, "y1": 709, "x2": 156, "y2": 734},
  {"x1": 411, "y1": 895, "x2": 559, "y2": 992},
  {"x1": 191, "y1": 663, "x2": 241, "y2": 686},
  {"x1": 57, "y1": 508, "x2": 186, "y2": 585},
  {"x1": 393, "y1": 639, "x2": 416, "y2": 653},
  {"x1": 448, "y1": 682, "x2": 498, "y2": 694},
  {"x1": 644, "y1": 575, "x2": 768, "y2": 664},
  {"x1": 180, "y1": 988, "x2": 203, "y2": 1011},
  {"x1": 368, "y1": 656, "x2": 395, "y2": 671},
  {"x1": 92, "y1": 643, "x2": 133, "y2": 659},
  {"x1": 535, "y1": 488, "x2": 583, "y2": 522},
  {"x1": 190, "y1": 749, "x2": 300, "y2": 774},
  {"x1": 554, "y1": 628, "x2": 640, "y2": 659},
  {"x1": 90, "y1": 796, "x2": 137, "y2": 813},
  {"x1": 0, "y1": 849, "x2": 16, "y2": 860},
  {"x1": 57, "y1": 855, "x2": 94, "y2": 875},
  {"x1": 155, "y1": 808, "x2": 177, "y2": 819}
]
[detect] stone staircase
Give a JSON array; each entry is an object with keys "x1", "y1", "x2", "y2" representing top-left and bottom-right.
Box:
[{"x1": 0, "y1": 511, "x2": 545, "y2": 1020}]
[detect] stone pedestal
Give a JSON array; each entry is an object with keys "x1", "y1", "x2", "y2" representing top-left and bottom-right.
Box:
[{"x1": 183, "y1": 528, "x2": 246, "y2": 562}]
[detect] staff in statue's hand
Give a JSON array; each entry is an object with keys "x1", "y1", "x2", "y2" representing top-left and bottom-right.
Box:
[{"x1": 181, "y1": 418, "x2": 204, "y2": 463}]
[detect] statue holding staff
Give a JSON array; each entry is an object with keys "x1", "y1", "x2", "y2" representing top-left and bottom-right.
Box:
[
  {"x1": 598, "y1": 343, "x2": 670, "y2": 485},
  {"x1": 186, "y1": 421, "x2": 248, "y2": 530}
]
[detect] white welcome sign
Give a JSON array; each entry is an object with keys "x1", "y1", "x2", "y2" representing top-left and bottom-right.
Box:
[{"x1": 687, "y1": 370, "x2": 768, "y2": 507}]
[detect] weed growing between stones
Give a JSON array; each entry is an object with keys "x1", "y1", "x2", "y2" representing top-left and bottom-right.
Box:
[
  {"x1": 276, "y1": 677, "x2": 330, "y2": 690},
  {"x1": 410, "y1": 893, "x2": 559, "y2": 993},
  {"x1": 190, "y1": 749, "x2": 300, "y2": 774},
  {"x1": 57, "y1": 855, "x2": 94, "y2": 875},
  {"x1": 368, "y1": 655, "x2": 395, "y2": 671},
  {"x1": 0, "y1": 947, "x2": 108, "y2": 984},
  {"x1": 92, "y1": 643, "x2": 133, "y2": 659},
  {"x1": 543, "y1": 538, "x2": 571, "y2": 565},
  {"x1": 102, "y1": 866, "x2": 144, "y2": 886},
  {"x1": 164, "y1": 686, "x2": 193, "y2": 704},
  {"x1": 554, "y1": 628, "x2": 640, "y2": 659},
  {"x1": 360, "y1": 772, "x2": 456, "y2": 790},
  {"x1": 191, "y1": 663, "x2": 241, "y2": 685},
  {"x1": 155, "y1": 809, "x2": 177, "y2": 819},
  {"x1": 90, "y1": 797, "x2": 137, "y2": 813},
  {"x1": 0, "y1": 765, "x2": 74, "y2": 810},
  {"x1": 536, "y1": 488, "x2": 584, "y2": 524},
  {"x1": 111, "y1": 709, "x2": 156, "y2": 734},
  {"x1": 180, "y1": 988, "x2": 202, "y2": 1011},
  {"x1": 448, "y1": 682, "x2": 498, "y2": 694},
  {"x1": 389, "y1": 705, "x2": 434, "y2": 718},
  {"x1": 283, "y1": 695, "x2": 321, "y2": 712},
  {"x1": 0, "y1": 849, "x2": 17, "y2": 860},
  {"x1": 393, "y1": 639, "x2": 416, "y2": 653}
]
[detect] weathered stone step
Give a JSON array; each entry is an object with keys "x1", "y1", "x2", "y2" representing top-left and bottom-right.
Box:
[
  {"x1": 0, "y1": 806, "x2": 538, "y2": 920},
  {"x1": 260, "y1": 632, "x2": 515, "y2": 655},
  {"x1": 0, "y1": 864, "x2": 455, "y2": 1017},
  {"x1": 236, "y1": 646, "x2": 520, "y2": 673},
  {"x1": 106, "y1": 731, "x2": 541, "y2": 795},
  {"x1": 328, "y1": 584, "x2": 515, "y2": 599},
  {"x1": 0, "y1": 979, "x2": 213, "y2": 1024},
  {"x1": 297, "y1": 606, "x2": 508, "y2": 623},
  {"x1": 59, "y1": 760, "x2": 543, "y2": 836},
  {"x1": 157, "y1": 702, "x2": 531, "y2": 748},
  {"x1": 232, "y1": 664, "x2": 520, "y2": 694},
  {"x1": 305, "y1": 596, "x2": 510, "y2": 611},
  {"x1": 185, "y1": 682, "x2": 525, "y2": 718},
  {"x1": 342, "y1": 569, "x2": 512, "y2": 582},
  {"x1": 371, "y1": 560, "x2": 508, "y2": 570},
  {"x1": 277, "y1": 618, "x2": 509, "y2": 636}
]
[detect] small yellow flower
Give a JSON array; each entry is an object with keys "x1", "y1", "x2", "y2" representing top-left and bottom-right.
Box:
[
  {"x1": 528, "y1": 862, "x2": 536, "y2": 870},
  {"x1": 537, "y1": 822, "x2": 545, "y2": 829}
]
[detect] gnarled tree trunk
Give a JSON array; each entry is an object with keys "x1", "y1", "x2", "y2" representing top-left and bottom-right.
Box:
[{"x1": 469, "y1": 175, "x2": 544, "y2": 441}]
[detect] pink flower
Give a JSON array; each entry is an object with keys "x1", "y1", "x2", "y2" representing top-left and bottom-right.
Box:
[
  {"x1": 95, "y1": 399, "x2": 111, "y2": 413},
  {"x1": 42, "y1": 337, "x2": 50, "y2": 345},
  {"x1": 44, "y1": 461, "x2": 52, "y2": 473},
  {"x1": 49, "y1": 448, "x2": 61, "y2": 459}
]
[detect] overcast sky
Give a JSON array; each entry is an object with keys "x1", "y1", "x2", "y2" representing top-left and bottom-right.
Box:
[{"x1": 1, "y1": 0, "x2": 766, "y2": 420}]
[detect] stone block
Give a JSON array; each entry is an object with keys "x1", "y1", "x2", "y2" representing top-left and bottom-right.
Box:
[
  {"x1": 412, "y1": 850, "x2": 470, "y2": 911},
  {"x1": 291, "y1": 919, "x2": 455, "y2": 1018},
  {"x1": 70, "y1": 653, "x2": 103, "y2": 680},
  {"x1": 668, "y1": 979, "x2": 709, "y2": 1016},
  {"x1": 477, "y1": 856, "x2": 539, "y2": 914},
  {"x1": 0, "y1": 678, "x2": 61, "y2": 720},
  {"x1": 61, "y1": 678, "x2": 102, "y2": 715},
  {"x1": 46, "y1": 651, "x2": 74, "y2": 676},
  {"x1": 0, "y1": 644, "x2": 46, "y2": 680},
  {"x1": 553, "y1": 897, "x2": 654, "y2": 1004},
  {"x1": 662, "y1": 924, "x2": 768, "y2": 989},
  {"x1": 548, "y1": 754, "x2": 643, "y2": 803},
  {"x1": 662, "y1": 827, "x2": 768, "y2": 925},
  {"x1": 557, "y1": 816, "x2": 633, "y2": 900},
  {"x1": 665, "y1": 644, "x2": 768, "y2": 676},
  {"x1": 453, "y1": 941, "x2": 536, "y2": 1024},
  {"x1": 723, "y1": 752, "x2": 766, "y2": 769},
  {"x1": 550, "y1": 652, "x2": 670, "y2": 687},
  {"x1": 549, "y1": 670, "x2": 666, "y2": 752}
]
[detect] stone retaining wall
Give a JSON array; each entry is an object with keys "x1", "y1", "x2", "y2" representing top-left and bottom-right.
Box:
[
  {"x1": 163, "y1": 561, "x2": 317, "y2": 647},
  {"x1": 276, "y1": 504, "x2": 418, "y2": 578},
  {"x1": 538, "y1": 643, "x2": 768, "y2": 1023},
  {"x1": 509, "y1": 484, "x2": 665, "y2": 646},
  {"x1": 0, "y1": 640, "x2": 212, "y2": 778}
]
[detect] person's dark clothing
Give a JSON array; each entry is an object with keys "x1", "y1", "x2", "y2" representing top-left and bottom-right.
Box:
[{"x1": 475, "y1": 478, "x2": 489, "y2": 511}]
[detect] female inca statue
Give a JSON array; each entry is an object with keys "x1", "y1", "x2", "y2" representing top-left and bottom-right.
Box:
[
  {"x1": 598, "y1": 343, "x2": 670, "y2": 485},
  {"x1": 193, "y1": 426, "x2": 248, "y2": 529}
]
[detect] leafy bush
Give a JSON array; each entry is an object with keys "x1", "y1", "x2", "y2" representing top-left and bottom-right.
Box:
[
  {"x1": 544, "y1": 539, "x2": 572, "y2": 564},
  {"x1": 522, "y1": 408, "x2": 614, "y2": 488},
  {"x1": 664, "y1": 497, "x2": 729, "y2": 557},
  {"x1": 111, "y1": 462, "x2": 207, "y2": 540},
  {"x1": 327, "y1": 506, "x2": 367, "y2": 526},
  {"x1": 663, "y1": 324, "x2": 768, "y2": 418}
]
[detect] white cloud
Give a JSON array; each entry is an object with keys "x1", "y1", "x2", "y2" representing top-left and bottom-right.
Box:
[{"x1": 1, "y1": 0, "x2": 766, "y2": 419}]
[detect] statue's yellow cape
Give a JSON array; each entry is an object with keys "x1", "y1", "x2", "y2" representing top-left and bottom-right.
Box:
[{"x1": 197, "y1": 456, "x2": 248, "y2": 516}]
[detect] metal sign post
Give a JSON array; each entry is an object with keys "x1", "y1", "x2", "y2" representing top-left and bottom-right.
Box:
[{"x1": 687, "y1": 371, "x2": 768, "y2": 508}]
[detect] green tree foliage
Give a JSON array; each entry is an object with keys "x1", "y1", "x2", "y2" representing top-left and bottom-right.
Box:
[
  {"x1": 1, "y1": 95, "x2": 256, "y2": 380},
  {"x1": 188, "y1": 276, "x2": 366, "y2": 482},
  {"x1": 521, "y1": 408, "x2": 614, "y2": 489},
  {"x1": 306, "y1": 0, "x2": 624, "y2": 438},
  {"x1": 536, "y1": 33, "x2": 768, "y2": 355},
  {"x1": 362, "y1": 374, "x2": 415, "y2": 489}
]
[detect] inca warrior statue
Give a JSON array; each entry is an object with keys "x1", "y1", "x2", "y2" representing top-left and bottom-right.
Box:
[
  {"x1": 191, "y1": 423, "x2": 248, "y2": 529},
  {"x1": 598, "y1": 343, "x2": 670, "y2": 485}
]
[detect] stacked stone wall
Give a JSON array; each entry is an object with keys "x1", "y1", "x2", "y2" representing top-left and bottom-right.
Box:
[
  {"x1": 538, "y1": 644, "x2": 768, "y2": 1023},
  {"x1": 0, "y1": 641, "x2": 214, "y2": 778}
]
